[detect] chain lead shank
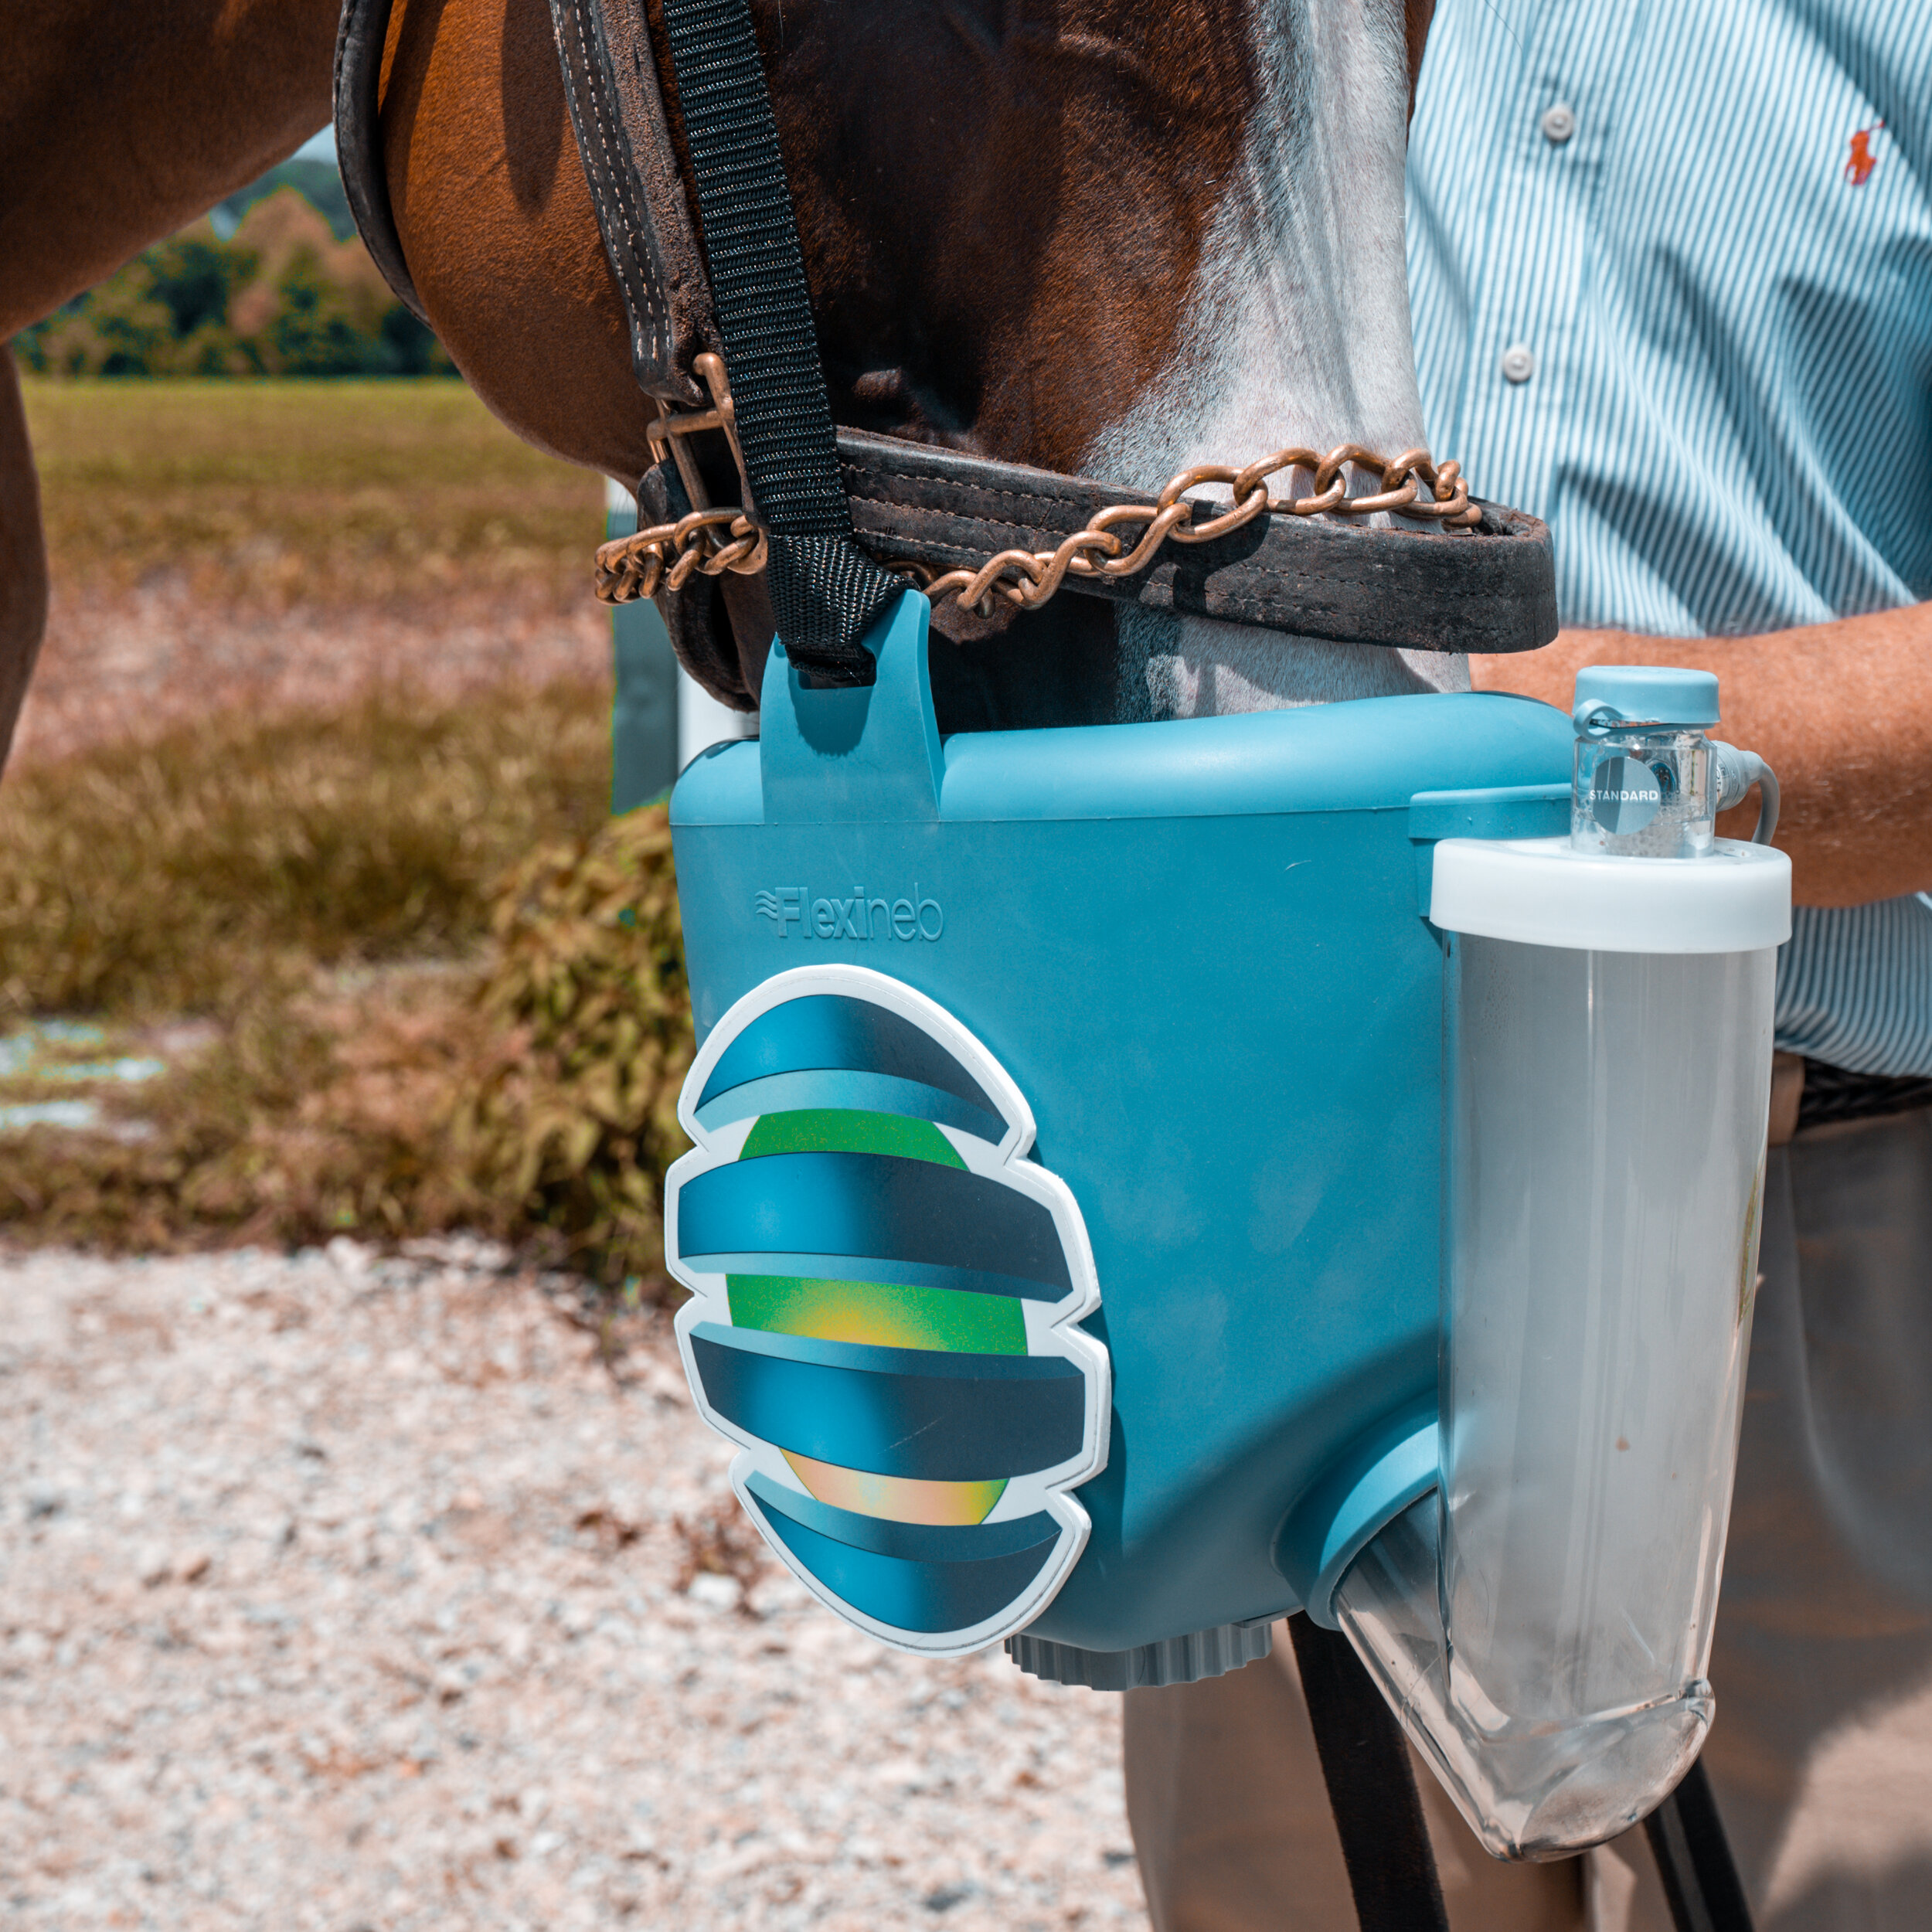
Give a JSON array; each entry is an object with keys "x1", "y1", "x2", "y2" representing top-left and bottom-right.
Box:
[{"x1": 596, "y1": 416, "x2": 1481, "y2": 616}]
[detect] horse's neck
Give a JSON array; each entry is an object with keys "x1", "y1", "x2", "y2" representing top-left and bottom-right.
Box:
[
  {"x1": 3, "y1": 0, "x2": 338, "y2": 338},
  {"x1": 1083, "y1": 0, "x2": 1464, "y2": 719}
]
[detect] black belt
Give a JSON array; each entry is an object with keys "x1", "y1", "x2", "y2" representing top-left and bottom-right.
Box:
[{"x1": 1798, "y1": 1059, "x2": 1932, "y2": 1133}]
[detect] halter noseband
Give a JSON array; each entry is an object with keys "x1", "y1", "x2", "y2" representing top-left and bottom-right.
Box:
[{"x1": 335, "y1": 0, "x2": 1559, "y2": 695}]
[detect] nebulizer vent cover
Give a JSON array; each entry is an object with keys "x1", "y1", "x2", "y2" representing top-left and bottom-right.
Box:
[{"x1": 1334, "y1": 667, "x2": 1791, "y2": 1859}]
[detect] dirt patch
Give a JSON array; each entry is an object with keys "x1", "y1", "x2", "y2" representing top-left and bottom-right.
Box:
[{"x1": 16, "y1": 583, "x2": 609, "y2": 768}]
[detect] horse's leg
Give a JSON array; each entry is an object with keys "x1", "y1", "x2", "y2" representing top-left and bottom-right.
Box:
[{"x1": 0, "y1": 347, "x2": 48, "y2": 774}]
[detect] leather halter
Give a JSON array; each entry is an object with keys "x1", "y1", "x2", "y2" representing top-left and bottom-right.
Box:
[{"x1": 334, "y1": 0, "x2": 1560, "y2": 698}]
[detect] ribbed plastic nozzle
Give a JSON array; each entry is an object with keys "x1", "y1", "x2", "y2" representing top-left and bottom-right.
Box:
[{"x1": 1005, "y1": 1621, "x2": 1273, "y2": 1691}]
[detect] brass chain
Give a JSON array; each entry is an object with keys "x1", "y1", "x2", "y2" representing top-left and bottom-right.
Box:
[
  {"x1": 595, "y1": 505, "x2": 766, "y2": 604},
  {"x1": 594, "y1": 440, "x2": 1479, "y2": 614}
]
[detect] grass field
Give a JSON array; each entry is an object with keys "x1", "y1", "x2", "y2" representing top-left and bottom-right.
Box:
[
  {"x1": 22, "y1": 378, "x2": 605, "y2": 611},
  {"x1": 3, "y1": 379, "x2": 685, "y2": 1280},
  {"x1": 0, "y1": 681, "x2": 614, "y2": 1019}
]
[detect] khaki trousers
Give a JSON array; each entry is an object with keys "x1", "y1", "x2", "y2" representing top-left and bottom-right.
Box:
[{"x1": 1125, "y1": 1107, "x2": 1932, "y2": 1932}]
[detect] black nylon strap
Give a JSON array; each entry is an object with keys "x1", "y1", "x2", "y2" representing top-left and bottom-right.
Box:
[
  {"x1": 1287, "y1": 1615, "x2": 1451, "y2": 1932},
  {"x1": 1645, "y1": 1760, "x2": 1757, "y2": 1932},
  {"x1": 657, "y1": 0, "x2": 902, "y2": 679}
]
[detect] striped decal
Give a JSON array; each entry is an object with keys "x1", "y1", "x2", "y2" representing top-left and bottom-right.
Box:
[
  {"x1": 746, "y1": 1471, "x2": 1061, "y2": 1564},
  {"x1": 676, "y1": 1151, "x2": 1074, "y2": 1298},
  {"x1": 697, "y1": 995, "x2": 1007, "y2": 1140},
  {"x1": 666, "y1": 967, "x2": 1109, "y2": 1654},
  {"x1": 687, "y1": 1323, "x2": 1087, "y2": 1480},
  {"x1": 745, "y1": 1474, "x2": 1062, "y2": 1636},
  {"x1": 1409, "y1": 0, "x2": 1932, "y2": 1077},
  {"x1": 739, "y1": 1107, "x2": 963, "y2": 1166},
  {"x1": 778, "y1": 1453, "x2": 1009, "y2": 1526},
  {"x1": 726, "y1": 1275, "x2": 1027, "y2": 1355},
  {"x1": 694, "y1": 1068, "x2": 1005, "y2": 1140}
]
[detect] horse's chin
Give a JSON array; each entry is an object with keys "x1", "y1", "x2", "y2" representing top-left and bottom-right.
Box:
[
  {"x1": 1114, "y1": 605, "x2": 1471, "y2": 720},
  {"x1": 1068, "y1": 0, "x2": 1439, "y2": 724}
]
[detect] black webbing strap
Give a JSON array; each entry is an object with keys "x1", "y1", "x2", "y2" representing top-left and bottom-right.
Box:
[
  {"x1": 1287, "y1": 1615, "x2": 1451, "y2": 1932},
  {"x1": 655, "y1": 0, "x2": 903, "y2": 682},
  {"x1": 1645, "y1": 1760, "x2": 1757, "y2": 1932}
]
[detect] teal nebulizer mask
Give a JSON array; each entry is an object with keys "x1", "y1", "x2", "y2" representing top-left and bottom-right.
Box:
[{"x1": 661, "y1": 602, "x2": 1791, "y2": 1859}]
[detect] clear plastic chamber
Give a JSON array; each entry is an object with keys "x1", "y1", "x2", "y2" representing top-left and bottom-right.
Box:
[{"x1": 1340, "y1": 934, "x2": 1775, "y2": 1858}]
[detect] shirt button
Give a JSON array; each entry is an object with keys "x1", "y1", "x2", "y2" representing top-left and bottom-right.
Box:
[
  {"x1": 1501, "y1": 342, "x2": 1536, "y2": 384},
  {"x1": 1541, "y1": 102, "x2": 1577, "y2": 144}
]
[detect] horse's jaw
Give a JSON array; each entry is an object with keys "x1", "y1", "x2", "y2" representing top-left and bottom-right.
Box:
[{"x1": 1083, "y1": 0, "x2": 1465, "y2": 719}]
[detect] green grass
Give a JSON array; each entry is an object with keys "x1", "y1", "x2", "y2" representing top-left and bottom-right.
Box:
[
  {"x1": 22, "y1": 378, "x2": 604, "y2": 611},
  {"x1": 0, "y1": 685, "x2": 692, "y2": 1282},
  {"x1": 0, "y1": 680, "x2": 612, "y2": 1019}
]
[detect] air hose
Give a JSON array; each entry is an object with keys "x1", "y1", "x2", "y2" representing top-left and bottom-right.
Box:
[{"x1": 1712, "y1": 743, "x2": 1781, "y2": 845}]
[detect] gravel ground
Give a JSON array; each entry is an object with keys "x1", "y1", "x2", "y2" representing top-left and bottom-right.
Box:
[{"x1": 0, "y1": 1241, "x2": 1149, "y2": 1930}]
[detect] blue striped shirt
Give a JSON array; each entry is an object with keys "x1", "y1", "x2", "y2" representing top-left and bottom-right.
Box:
[{"x1": 1406, "y1": 0, "x2": 1932, "y2": 1076}]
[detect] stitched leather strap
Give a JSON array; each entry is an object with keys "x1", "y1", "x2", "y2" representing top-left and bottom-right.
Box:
[
  {"x1": 335, "y1": 0, "x2": 427, "y2": 325},
  {"x1": 547, "y1": 0, "x2": 719, "y2": 405},
  {"x1": 338, "y1": 0, "x2": 720, "y2": 402}
]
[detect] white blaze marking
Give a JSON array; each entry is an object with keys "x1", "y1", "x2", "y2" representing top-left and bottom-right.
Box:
[{"x1": 1083, "y1": 0, "x2": 1471, "y2": 716}]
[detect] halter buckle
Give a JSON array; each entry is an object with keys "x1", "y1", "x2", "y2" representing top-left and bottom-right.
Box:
[{"x1": 648, "y1": 353, "x2": 758, "y2": 532}]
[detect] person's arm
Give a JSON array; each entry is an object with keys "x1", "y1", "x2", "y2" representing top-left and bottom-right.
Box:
[{"x1": 1471, "y1": 603, "x2": 1932, "y2": 906}]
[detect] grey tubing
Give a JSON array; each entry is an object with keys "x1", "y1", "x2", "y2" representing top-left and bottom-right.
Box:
[{"x1": 1711, "y1": 743, "x2": 1781, "y2": 845}]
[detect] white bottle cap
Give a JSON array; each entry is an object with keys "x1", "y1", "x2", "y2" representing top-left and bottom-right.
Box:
[{"x1": 1430, "y1": 835, "x2": 1791, "y2": 954}]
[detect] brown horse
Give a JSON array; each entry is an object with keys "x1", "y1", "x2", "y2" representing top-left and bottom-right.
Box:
[
  {"x1": 2, "y1": 0, "x2": 1442, "y2": 768},
  {"x1": 372, "y1": 0, "x2": 1449, "y2": 724},
  {"x1": 0, "y1": 0, "x2": 342, "y2": 769}
]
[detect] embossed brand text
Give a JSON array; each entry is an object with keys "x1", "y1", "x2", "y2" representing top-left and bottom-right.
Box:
[{"x1": 754, "y1": 885, "x2": 944, "y2": 941}]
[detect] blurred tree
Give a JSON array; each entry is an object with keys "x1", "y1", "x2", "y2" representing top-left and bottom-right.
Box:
[
  {"x1": 74, "y1": 267, "x2": 175, "y2": 377},
  {"x1": 146, "y1": 234, "x2": 254, "y2": 338},
  {"x1": 9, "y1": 181, "x2": 451, "y2": 379},
  {"x1": 213, "y1": 158, "x2": 356, "y2": 244},
  {"x1": 266, "y1": 247, "x2": 379, "y2": 376}
]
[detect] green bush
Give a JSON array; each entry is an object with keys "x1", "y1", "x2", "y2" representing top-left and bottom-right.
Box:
[{"x1": 458, "y1": 809, "x2": 694, "y2": 1284}]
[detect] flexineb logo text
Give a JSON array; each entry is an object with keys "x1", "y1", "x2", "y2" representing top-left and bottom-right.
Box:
[{"x1": 755, "y1": 886, "x2": 944, "y2": 941}]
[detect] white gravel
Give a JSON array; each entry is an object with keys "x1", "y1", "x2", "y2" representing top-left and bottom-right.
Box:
[{"x1": 0, "y1": 1240, "x2": 1148, "y2": 1930}]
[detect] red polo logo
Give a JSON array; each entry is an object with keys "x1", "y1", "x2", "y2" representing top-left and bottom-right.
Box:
[{"x1": 1845, "y1": 122, "x2": 1885, "y2": 186}]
